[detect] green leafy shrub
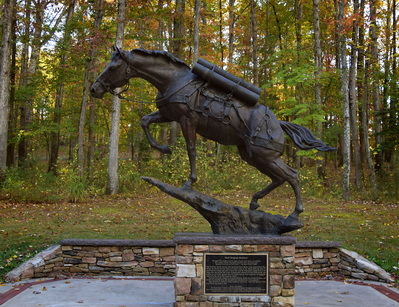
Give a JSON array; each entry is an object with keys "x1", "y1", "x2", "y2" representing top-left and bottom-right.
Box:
[
  {"x1": 58, "y1": 165, "x2": 88, "y2": 203},
  {"x1": 0, "y1": 166, "x2": 61, "y2": 203}
]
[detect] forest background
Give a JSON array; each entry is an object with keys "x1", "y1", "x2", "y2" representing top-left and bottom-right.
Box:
[{"x1": 0, "y1": 0, "x2": 398, "y2": 280}]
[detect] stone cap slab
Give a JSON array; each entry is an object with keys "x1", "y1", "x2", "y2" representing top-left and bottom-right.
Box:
[
  {"x1": 173, "y1": 232, "x2": 297, "y2": 245},
  {"x1": 60, "y1": 239, "x2": 175, "y2": 247},
  {"x1": 295, "y1": 241, "x2": 342, "y2": 248},
  {"x1": 60, "y1": 237, "x2": 341, "y2": 248}
]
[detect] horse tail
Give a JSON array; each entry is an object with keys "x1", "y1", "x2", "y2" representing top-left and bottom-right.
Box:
[{"x1": 279, "y1": 121, "x2": 336, "y2": 152}]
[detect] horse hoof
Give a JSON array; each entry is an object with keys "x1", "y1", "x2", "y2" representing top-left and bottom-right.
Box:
[
  {"x1": 161, "y1": 145, "x2": 172, "y2": 154},
  {"x1": 182, "y1": 183, "x2": 192, "y2": 190},
  {"x1": 250, "y1": 202, "x2": 260, "y2": 210}
]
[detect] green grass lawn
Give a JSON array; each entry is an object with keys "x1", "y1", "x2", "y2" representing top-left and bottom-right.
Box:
[{"x1": 0, "y1": 186, "x2": 398, "y2": 282}]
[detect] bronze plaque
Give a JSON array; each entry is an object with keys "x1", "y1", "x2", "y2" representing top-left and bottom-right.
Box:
[{"x1": 204, "y1": 253, "x2": 269, "y2": 295}]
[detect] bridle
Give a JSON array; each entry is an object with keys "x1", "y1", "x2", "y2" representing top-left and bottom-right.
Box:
[
  {"x1": 94, "y1": 52, "x2": 199, "y2": 104},
  {"x1": 95, "y1": 64, "x2": 132, "y2": 98}
]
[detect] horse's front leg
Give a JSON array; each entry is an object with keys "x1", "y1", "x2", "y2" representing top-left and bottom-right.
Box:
[
  {"x1": 141, "y1": 111, "x2": 172, "y2": 154},
  {"x1": 180, "y1": 117, "x2": 198, "y2": 189}
]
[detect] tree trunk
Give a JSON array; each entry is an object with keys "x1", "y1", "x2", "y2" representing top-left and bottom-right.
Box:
[
  {"x1": 172, "y1": 0, "x2": 186, "y2": 57},
  {"x1": 333, "y1": 0, "x2": 341, "y2": 69},
  {"x1": 312, "y1": 0, "x2": 325, "y2": 178},
  {"x1": 362, "y1": 59, "x2": 377, "y2": 197},
  {"x1": 370, "y1": 0, "x2": 383, "y2": 172},
  {"x1": 391, "y1": 0, "x2": 398, "y2": 165},
  {"x1": 106, "y1": 0, "x2": 126, "y2": 195},
  {"x1": 0, "y1": 0, "x2": 15, "y2": 176},
  {"x1": 383, "y1": 0, "x2": 398, "y2": 166},
  {"x1": 218, "y1": 0, "x2": 224, "y2": 62},
  {"x1": 87, "y1": 96, "x2": 96, "y2": 178},
  {"x1": 348, "y1": 0, "x2": 362, "y2": 189},
  {"x1": 228, "y1": 0, "x2": 235, "y2": 70},
  {"x1": 250, "y1": 0, "x2": 259, "y2": 86},
  {"x1": 77, "y1": 0, "x2": 104, "y2": 177},
  {"x1": 170, "y1": 0, "x2": 186, "y2": 145},
  {"x1": 6, "y1": 16, "x2": 17, "y2": 168},
  {"x1": 157, "y1": 0, "x2": 165, "y2": 49},
  {"x1": 357, "y1": 0, "x2": 366, "y2": 169},
  {"x1": 292, "y1": 0, "x2": 303, "y2": 169},
  {"x1": 271, "y1": 4, "x2": 283, "y2": 52},
  {"x1": 17, "y1": 0, "x2": 66, "y2": 167},
  {"x1": 338, "y1": 0, "x2": 351, "y2": 200},
  {"x1": 48, "y1": 0, "x2": 76, "y2": 175},
  {"x1": 193, "y1": 0, "x2": 201, "y2": 63},
  {"x1": 18, "y1": 0, "x2": 44, "y2": 166},
  {"x1": 357, "y1": 0, "x2": 376, "y2": 194}
]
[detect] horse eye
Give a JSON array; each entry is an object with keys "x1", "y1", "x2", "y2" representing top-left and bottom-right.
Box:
[{"x1": 109, "y1": 61, "x2": 122, "y2": 70}]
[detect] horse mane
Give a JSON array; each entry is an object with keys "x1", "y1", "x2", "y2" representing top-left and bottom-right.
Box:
[{"x1": 131, "y1": 48, "x2": 190, "y2": 69}]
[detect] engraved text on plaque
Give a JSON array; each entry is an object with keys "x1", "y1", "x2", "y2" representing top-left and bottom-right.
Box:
[{"x1": 204, "y1": 253, "x2": 269, "y2": 295}]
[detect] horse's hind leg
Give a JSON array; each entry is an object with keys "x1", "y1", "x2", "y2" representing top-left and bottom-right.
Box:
[
  {"x1": 141, "y1": 111, "x2": 172, "y2": 154},
  {"x1": 238, "y1": 146, "x2": 303, "y2": 218},
  {"x1": 252, "y1": 159, "x2": 303, "y2": 218},
  {"x1": 249, "y1": 178, "x2": 285, "y2": 210},
  {"x1": 276, "y1": 159, "x2": 303, "y2": 219}
]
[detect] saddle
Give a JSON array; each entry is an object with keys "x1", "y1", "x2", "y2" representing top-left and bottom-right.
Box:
[{"x1": 161, "y1": 61, "x2": 284, "y2": 154}]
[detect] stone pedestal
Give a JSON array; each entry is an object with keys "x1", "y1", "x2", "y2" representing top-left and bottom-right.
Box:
[{"x1": 174, "y1": 233, "x2": 296, "y2": 307}]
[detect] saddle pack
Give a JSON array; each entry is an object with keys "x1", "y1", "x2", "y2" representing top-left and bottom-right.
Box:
[{"x1": 192, "y1": 59, "x2": 262, "y2": 107}]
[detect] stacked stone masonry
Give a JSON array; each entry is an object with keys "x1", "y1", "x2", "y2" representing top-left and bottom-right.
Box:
[
  {"x1": 5, "y1": 237, "x2": 394, "y2": 285},
  {"x1": 294, "y1": 241, "x2": 341, "y2": 279},
  {"x1": 59, "y1": 245, "x2": 175, "y2": 277},
  {"x1": 173, "y1": 234, "x2": 297, "y2": 307}
]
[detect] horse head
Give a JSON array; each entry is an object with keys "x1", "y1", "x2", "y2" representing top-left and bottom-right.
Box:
[{"x1": 91, "y1": 46, "x2": 133, "y2": 98}]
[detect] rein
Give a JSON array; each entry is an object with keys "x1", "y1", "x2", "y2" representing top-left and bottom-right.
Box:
[
  {"x1": 96, "y1": 62, "x2": 198, "y2": 105},
  {"x1": 115, "y1": 78, "x2": 198, "y2": 105}
]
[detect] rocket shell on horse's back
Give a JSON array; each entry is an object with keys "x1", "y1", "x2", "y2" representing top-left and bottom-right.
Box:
[{"x1": 192, "y1": 58, "x2": 261, "y2": 106}]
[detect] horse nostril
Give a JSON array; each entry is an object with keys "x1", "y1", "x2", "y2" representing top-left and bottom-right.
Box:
[
  {"x1": 90, "y1": 86, "x2": 99, "y2": 98},
  {"x1": 90, "y1": 84, "x2": 98, "y2": 95}
]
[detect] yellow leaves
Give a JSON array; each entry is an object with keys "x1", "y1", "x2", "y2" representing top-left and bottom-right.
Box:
[{"x1": 7, "y1": 255, "x2": 18, "y2": 262}]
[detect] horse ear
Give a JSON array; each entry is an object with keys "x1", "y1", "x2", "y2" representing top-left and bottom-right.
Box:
[
  {"x1": 118, "y1": 48, "x2": 128, "y2": 61},
  {"x1": 112, "y1": 45, "x2": 127, "y2": 61},
  {"x1": 112, "y1": 45, "x2": 121, "y2": 53}
]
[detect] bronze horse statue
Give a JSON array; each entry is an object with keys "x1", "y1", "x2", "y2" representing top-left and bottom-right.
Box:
[{"x1": 91, "y1": 47, "x2": 335, "y2": 221}]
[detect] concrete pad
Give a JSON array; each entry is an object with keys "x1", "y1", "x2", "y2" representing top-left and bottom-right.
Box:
[
  {"x1": 0, "y1": 277, "x2": 175, "y2": 307},
  {"x1": 296, "y1": 280, "x2": 399, "y2": 307},
  {"x1": 1, "y1": 277, "x2": 398, "y2": 307}
]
